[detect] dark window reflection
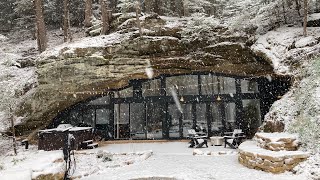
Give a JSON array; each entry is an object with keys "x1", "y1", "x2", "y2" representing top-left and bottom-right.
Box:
[{"x1": 130, "y1": 103, "x2": 145, "y2": 139}]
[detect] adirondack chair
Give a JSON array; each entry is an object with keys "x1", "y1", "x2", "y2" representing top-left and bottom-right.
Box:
[
  {"x1": 223, "y1": 129, "x2": 246, "y2": 149},
  {"x1": 187, "y1": 129, "x2": 208, "y2": 148}
]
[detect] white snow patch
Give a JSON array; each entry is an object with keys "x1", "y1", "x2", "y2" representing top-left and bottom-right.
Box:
[{"x1": 295, "y1": 36, "x2": 317, "y2": 48}]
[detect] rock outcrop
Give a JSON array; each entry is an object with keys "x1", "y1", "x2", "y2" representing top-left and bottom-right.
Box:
[{"x1": 15, "y1": 15, "x2": 276, "y2": 135}]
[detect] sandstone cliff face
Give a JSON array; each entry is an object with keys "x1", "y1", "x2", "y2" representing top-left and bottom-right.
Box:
[{"x1": 15, "y1": 14, "x2": 275, "y2": 135}]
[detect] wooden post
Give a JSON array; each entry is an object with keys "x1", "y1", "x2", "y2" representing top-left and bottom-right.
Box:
[
  {"x1": 136, "y1": 0, "x2": 142, "y2": 37},
  {"x1": 34, "y1": 0, "x2": 47, "y2": 52}
]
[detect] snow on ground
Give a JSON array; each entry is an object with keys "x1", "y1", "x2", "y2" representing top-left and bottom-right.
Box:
[
  {"x1": 82, "y1": 142, "x2": 306, "y2": 180},
  {"x1": 252, "y1": 27, "x2": 320, "y2": 75},
  {"x1": 0, "y1": 144, "x2": 64, "y2": 180},
  {"x1": 0, "y1": 142, "x2": 308, "y2": 180}
]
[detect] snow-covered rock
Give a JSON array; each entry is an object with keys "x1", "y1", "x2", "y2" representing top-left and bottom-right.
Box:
[{"x1": 295, "y1": 36, "x2": 318, "y2": 48}]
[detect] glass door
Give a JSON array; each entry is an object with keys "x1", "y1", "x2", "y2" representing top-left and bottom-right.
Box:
[
  {"x1": 130, "y1": 103, "x2": 146, "y2": 139},
  {"x1": 146, "y1": 102, "x2": 165, "y2": 139},
  {"x1": 114, "y1": 104, "x2": 130, "y2": 139},
  {"x1": 167, "y1": 104, "x2": 181, "y2": 138},
  {"x1": 95, "y1": 108, "x2": 112, "y2": 139}
]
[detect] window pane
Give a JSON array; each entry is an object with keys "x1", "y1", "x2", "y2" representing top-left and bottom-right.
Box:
[
  {"x1": 130, "y1": 103, "x2": 145, "y2": 139},
  {"x1": 166, "y1": 75, "x2": 198, "y2": 96},
  {"x1": 220, "y1": 77, "x2": 236, "y2": 94},
  {"x1": 67, "y1": 110, "x2": 82, "y2": 126},
  {"x1": 224, "y1": 103, "x2": 236, "y2": 132},
  {"x1": 168, "y1": 104, "x2": 181, "y2": 138},
  {"x1": 146, "y1": 102, "x2": 165, "y2": 139},
  {"x1": 182, "y1": 104, "x2": 193, "y2": 138},
  {"x1": 195, "y1": 103, "x2": 207, "y2": 136},
  {"x1": 211, "y1": 103, "x2": 223, "y2": 134},
  {"x1": 201, "y1": 74, "x2": 219, "y2": 95},
  {"x1": 88, "y1": 95, "x2": 110, "y2": 105},
  {"x1": 242, "y1": 99, "x2": 261, "y2": 138},
  {"x1": 114, "y1": 87, "x2": 133, "y2": 98},
  {"x1": 114, "y1": 104, "x2": 130, "y2": 138},
  {"x1": 96, "y1": 109, "x2": 110, "y2": 124},
  {"x1": 82, "y1": 109, "x2": 95, "y2": 127},
  {"x1": 142, "y1": 79, "x2": 161, "y2": 97},
  {"x1": 241, "y1": 79, "x2": 259, "y2": 93}
]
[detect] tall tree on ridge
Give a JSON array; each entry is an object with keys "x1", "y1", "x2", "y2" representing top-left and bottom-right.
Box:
[
  {"x1": 63, "y1": 0, "x2": 72, "y2": 42},
  {"x1": 101, "y1": 0, "x2": 110, "y2": 35},
  {"x1": 303, "y1": 0, "x2": 308, "y2": 36},
  {"x1": 34, "y1": 0, "x2": 47, "y2": 52},
  {"x1": 84, "y1": 0, "x2": 93, "y2": 27},
  {"x1": 135, "y1": 0, "x2": 142, "y2": 37}
]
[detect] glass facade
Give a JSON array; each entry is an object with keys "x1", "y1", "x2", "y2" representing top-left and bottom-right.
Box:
[{"x1": 51, "y1": 73, "x2": 286, "y2": 140}]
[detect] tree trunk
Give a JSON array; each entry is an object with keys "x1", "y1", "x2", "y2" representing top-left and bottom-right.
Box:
[
  {"x1": 303, "y1": 0, "x2": 308, "y2": 36},
  {"x1": 295, "y1": 0, "x2": 301, "y2": 16},
  {"x1": 63, "y1": 0, "x2": 71, "y2": 42},
  {"x1": 145, "y1": 0, "x2": 152, "y2": 14},
  {"x1": 101, "y1": 0, "x2": 109, "y2": 35},
  {"x1": 282, "y1": 0, "x2": 287, "y2": 24},
  {"x1": 10, "y1": 107, "x2": 17, "y2": 156},
  {"x1": 170, "y1": 0, "x2": 176, "y2": 15},
  {"x1": 183, "y1": 0, "x2": 189, "y2": 17},
  {"x1": 135, "y1": 0, "x2": 142, "y2": 37},
  {"x1": 84, "y1": 0, "x2": 93, "y2": 27},
  {"x1": 34, "y1": 0, "x2": 47, "y2": 52}
]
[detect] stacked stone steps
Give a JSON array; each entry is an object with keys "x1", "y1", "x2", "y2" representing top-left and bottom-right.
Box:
[{"x1": 238, "y1": 133, "x2": 309, "y2": 174}]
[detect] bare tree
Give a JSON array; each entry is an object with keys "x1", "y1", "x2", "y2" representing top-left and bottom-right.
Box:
[
  {"x1": 9, "y1": 107, "x2": 17, "y2": 156},
  {"x1": 63, "y1": 0, "x2": 72, "y2": 42},
  {"x1": 295, "y1": 0, "x2": 301, "y2": 16},
  {"x1": 303, "y1": 0, "x2": 308, "y2": 36},
  {"x1": 282, "y1": 0, "x2": 287, "y2": 24},
  {"x1": 100, "y1": 0, "x2": 110, "y2": 35},
  {"x1": 34, "y1": 0, "x2": 47, "y2": 52},
  {"x1": 84, "y1": 0, "x2": 93, "y2": 27},
  {"x1": 135, "y1": 0, "x2": 142, "y2": 37}
]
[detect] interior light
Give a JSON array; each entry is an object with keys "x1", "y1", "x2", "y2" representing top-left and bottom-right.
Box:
[
  {"x1": 180, "y1": 96, "x2": 184, "y2": 102},
  {"x1": 217, "y1": 95, "x2": 221, "y2": 101}
]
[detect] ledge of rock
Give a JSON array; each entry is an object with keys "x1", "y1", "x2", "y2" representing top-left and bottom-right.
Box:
[
  {"x1": 255, "y1": 132, "x2": 299, "y2": 151},
  {"x1": 14, "y1": 15, "x2": 278, "y2": 136},
  {"x1": 238, "y1": 141, "x2": 309, "y2": 174}
]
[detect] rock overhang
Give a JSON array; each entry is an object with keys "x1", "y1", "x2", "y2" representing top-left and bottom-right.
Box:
[{"x1": 15, "y1": 15, "x2": 285, "y2": 136}]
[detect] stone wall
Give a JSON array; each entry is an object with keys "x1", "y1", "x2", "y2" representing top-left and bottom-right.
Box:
[
  {"x1": 238, "y1": 134, "x2": 309, "y2": 174},
  {"x1": 255, "y1": 133, "x2": 299, "y2": 151}
]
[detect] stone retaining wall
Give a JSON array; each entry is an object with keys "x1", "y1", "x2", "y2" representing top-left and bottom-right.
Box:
[
  {"x1": 238, "y1": 141, "x2": 309, "y2": 174},
  {"x1": 255, "y1": 133, "x2": 299, "y2": 151}
]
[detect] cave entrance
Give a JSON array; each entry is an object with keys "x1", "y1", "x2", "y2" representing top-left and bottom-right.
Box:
[{"x1": 50, "y1": 72, "x2": 291, "y2": 140}]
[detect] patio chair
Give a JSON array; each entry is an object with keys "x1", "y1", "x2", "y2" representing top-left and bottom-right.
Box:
[
  {"x1": 187, "y1": 129, "x2": 208, "y2": 148},
  {"x1": 223, "y1": 129, "x2": 246, "y2": 149}
]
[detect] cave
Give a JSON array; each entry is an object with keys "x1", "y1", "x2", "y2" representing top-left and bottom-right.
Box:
[{"x1": 48, "y1": 72, "x2": 291, "y2": 140}]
